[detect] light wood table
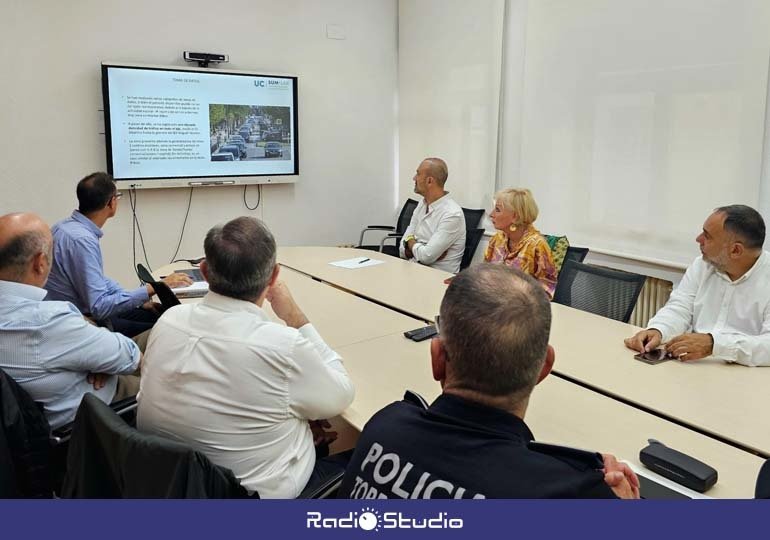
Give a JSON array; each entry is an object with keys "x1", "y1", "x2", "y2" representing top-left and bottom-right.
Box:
[
  {"x1": 275, "y1": 248, "x2": 770, "y2": 457},
  {"x1": 278, "y1": 246, "x2": 450, "y2": 321},
  {"x1": 155, "y1": 263, "x2": 422, "y2": 349},
  {"x1": 334, "y1": 333, "x2": 765, "y2": 499},
  {"x1": 547, "y1": 304, "x2": 770, "y2": 457}
]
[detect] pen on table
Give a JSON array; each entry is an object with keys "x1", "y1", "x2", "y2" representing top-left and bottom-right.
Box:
[{"x1": 358, "y1": 258, "x2": 370, "y2": 264}]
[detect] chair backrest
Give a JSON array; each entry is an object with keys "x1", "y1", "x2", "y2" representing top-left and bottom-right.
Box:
[
  {"x1": 564, "y1": 246, "x2": 589, "y2": 265},
  {"x1": 461, "y1": 207, "x2": 485, "y2": 229},
  {"x1": 396, "y1": 199, "x2": 419, "y2": 235},
  {"x1": 0, "y1": 368, "x2": 53, "y2": 498},
  {"x1": 542, "y1": 234, "x2": 570, "y2": 272},
  {"x1": 756, "y1": 459, "x2": 770, "y2": 498},
  {"x1": 62, "y1": 394, "x2": 248, "y2": 498},
  {"x1": 553, "y1": 259, "x2": 646, "y2": 323},
  {"x1": 136, "y1": 264, "x2": 180, "y2": 311},
  {"x1": 460, "y1": 228, "x2": 486, "y2": 271}
]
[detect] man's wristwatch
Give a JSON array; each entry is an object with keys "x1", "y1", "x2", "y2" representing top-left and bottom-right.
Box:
[{"x1": 403, "y1": 235, "x2": 416, "y2": 248}]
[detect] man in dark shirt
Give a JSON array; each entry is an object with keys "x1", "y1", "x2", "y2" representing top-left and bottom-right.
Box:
[{"x1": 339, "y1": 264, "x2": 639, "y2": 499}]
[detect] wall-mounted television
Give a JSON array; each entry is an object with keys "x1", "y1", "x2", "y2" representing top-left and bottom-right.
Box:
[{"x1": 101, "y1": 62, "x2": 298, "y2": 189}]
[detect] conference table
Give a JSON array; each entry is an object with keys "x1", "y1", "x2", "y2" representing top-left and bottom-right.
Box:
[
  {"x1": 334, "y1": 333, "x2": 763, "y2": 499},
  {"x1": 278, "y1": 247, "x2": 770, "y2": 459},
  {"x1": 158, "y1": 254, "x2": 765, "y2": 498}
]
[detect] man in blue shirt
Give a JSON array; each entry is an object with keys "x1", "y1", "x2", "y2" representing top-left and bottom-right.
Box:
[
  {"x1": 0, "y1": 213, "x2": 140, "y2": 429},
  {"x1": 45, "y1": 172, "x2": 192, "y2": 337}
]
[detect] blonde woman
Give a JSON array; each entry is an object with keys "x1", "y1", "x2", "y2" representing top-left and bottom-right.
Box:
[{"x1": 484, "y1": 188, "x2": 557, "y2": 299}]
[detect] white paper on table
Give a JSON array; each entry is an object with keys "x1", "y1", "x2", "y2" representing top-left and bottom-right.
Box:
[
  {"x1": 329, "y1": 257, "x2": 385, "y2": 269},
  {"x1": 173, "y1": 280, "x2": 209, "y2": 298}
]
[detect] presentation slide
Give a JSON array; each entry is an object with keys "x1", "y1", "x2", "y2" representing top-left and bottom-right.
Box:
[{"x1": 103, "y1": 64, "x2": 298, "y2": 183}]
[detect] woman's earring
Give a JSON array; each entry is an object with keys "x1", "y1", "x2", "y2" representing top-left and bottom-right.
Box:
[{"x1": 509, "y1": 224, "x2": 518, "y2": 233}]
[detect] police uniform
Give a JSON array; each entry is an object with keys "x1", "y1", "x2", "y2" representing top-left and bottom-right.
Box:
[{"x1": 339, "y1": 393, "x2": 617, "y2": 499}]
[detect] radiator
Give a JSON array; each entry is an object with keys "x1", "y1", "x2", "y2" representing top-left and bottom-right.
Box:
[{"x1": 629, "y1": 276, "x2": 673, "y2": 327}]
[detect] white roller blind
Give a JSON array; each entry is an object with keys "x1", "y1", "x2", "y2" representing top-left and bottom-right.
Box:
[
  {"x1": 398, "y1": 0, "x2": 504, "y2": 210},
  {"x1": 500, "y1": 0, "x2": 770, "y2": 266}
]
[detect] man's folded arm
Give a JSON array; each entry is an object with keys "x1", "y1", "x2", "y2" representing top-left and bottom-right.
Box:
[
  {"x1": 411, "y1": 214, "x2": 464, "y2": 265},
  {"x1": 287, "y1": 324, "x2": 355, "y2": 420},
  {"x1": 44, "y1": 305, "x2": 141, "y2": 374}
]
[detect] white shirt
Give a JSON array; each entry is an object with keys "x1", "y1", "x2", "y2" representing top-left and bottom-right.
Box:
[
  {"x1": 647, "y1": 252, "x2": 770, "y2": 367},
  {"x1": 136, "y1": 292, "x2": 355, "y2": 498},
  {"x1": 399, "y1": 193, "x2": 466, "y2": 273}
]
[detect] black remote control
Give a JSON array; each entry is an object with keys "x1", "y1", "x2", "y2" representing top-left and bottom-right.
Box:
[{"x1": 404, "y1": 325, "x2": 438, "y2": 342}]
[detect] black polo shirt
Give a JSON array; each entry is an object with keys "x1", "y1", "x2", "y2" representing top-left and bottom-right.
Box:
[{"x1": 339, "y1": 393, "x2": 617, "y2": 499}]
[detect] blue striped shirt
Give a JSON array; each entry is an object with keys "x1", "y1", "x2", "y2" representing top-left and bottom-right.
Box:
[
  {"x1": 44, "y1": 210, "x2": 149, "y2": 320},
  {"x1": 0, "y1": 280, "x2": 140, "y2": 429}
]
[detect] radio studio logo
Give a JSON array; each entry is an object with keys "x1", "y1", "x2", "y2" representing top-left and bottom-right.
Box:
[{"x1": 305, "y1": 507, "x2": 463, "y2": 531}]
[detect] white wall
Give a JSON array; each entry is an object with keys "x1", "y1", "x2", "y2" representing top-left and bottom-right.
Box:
[
  {"x1": 397, "y1": 0, "x2": 504, "y2": 211},
  {"x1": 1, "y1": 0, "x2": 398, "y2": 286}
]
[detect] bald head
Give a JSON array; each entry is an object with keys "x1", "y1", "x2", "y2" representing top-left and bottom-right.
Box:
[
  {"x1": 422, "y1": 158, "x2": 448, "y2": 187},
  {"x1": 0, "y1": 213, "x2": 53, "y2": 285}
]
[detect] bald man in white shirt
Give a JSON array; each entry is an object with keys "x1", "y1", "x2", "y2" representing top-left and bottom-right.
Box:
[
  {"x1": 399, "y1": 158, "x2": 466, "y2": 273},
  {"x1": 625, "y1": 205, "x2": 770, "y2": 366}
]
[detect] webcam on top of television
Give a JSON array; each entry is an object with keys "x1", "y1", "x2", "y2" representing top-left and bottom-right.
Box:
[{"x1": 183, "y1": 51, "x2": 229, "y2": 68}]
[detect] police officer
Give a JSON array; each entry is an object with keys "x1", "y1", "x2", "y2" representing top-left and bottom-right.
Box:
[{"x1": 339, "y1": 264, "x2": 639, "y2": 499}]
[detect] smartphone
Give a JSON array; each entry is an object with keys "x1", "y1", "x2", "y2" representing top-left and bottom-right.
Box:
[{"x1": 634, "y1": 348, "x2": 670, "y2": 365}]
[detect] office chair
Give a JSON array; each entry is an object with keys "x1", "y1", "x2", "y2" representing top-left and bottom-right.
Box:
[
  {"x1": 755, "y1": 459, "x2": 770, "y2": 498},
  {"x1": 0, "y1": 368, "x2": 137, "y2": 498},
  {"x1": 358, "y1": 198, "x2": 419, "y2": 257},
  {"x1": 564, "y1": 246, "x2": 589, "y2": 265},
  {"x1": 553, "y1": 259, "x2": 646, "y2": 323},
  {"x1": 136, "y1": 264, "x2": 181, "y2": 311},
  {"x1": 62, "y1": 394, "x2": 250, "y2": 499},
  {"x1": 460, "y1": 228, "x2": 486, "y2": 271},
  {"x1": 461, "y1": 207, "x2": 485, "y2": 229}
]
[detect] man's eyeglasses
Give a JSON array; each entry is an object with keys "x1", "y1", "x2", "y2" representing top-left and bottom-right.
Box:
[
  {"x1": 435, "y1": 315, "x2": 440, "y2": 334},
  {"x1": 114, "y1": 191, "x2": 123, "y2": 200}
]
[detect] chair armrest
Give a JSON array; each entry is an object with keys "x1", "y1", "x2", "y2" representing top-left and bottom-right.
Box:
[
  {"x1": 358, "y1": 226, "x2": 396, "y2": 247},
  {"x1": 50, "y1": 396, "x2": 138, "y2": 446},
  {"x1": 379, "y1": 233, "x2": 404, "y2": 252},
  {"x1": 299, "y1": 467, "x2": 346, "y2": 499}
]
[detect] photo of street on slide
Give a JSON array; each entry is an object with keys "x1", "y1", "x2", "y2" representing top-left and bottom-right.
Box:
[{"x1": 210, "y1": 104, "x2": 292, "y2": 163}]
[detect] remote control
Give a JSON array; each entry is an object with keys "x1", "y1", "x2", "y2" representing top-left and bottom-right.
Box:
[{"x1": 404, "y1": 325, "x2": 438, "y2": 342}]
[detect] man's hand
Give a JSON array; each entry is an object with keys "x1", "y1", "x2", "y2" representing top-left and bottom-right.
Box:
[
  {"x1": 624, "y1": 329, "x2": 662, "y2": 353},
  {"x1": 602, "y1": 454, "x2": 640, "y2": 499},
  {"x1": 266, "y1": 280, "x2": 310, "y2": 329},
  {"x1": 87, "y1": 372, "x2": 110, "y2": 391},
  {"x1": 162, "y1": 272, "x2": 194, "y2": 289},
  {"x1": 665, "y1": 333, "x2": 714, "y2": 361},
  {"x1": 437, "y1": 249, "x2": 448, "y2": 261},
  {"x1": 405, "y1": 237, "x2": 417, "y2": 259},
  {"x1": 309, "y1": 420, "x2": 338, "y2": 446},
  {"x1": 141, "y1": 301, "x2": 162, "y2": 315}
]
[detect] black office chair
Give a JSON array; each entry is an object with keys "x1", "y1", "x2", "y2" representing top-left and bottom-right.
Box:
[
  {"x1": 62, "y1": 394, "x2": 249, "y2": 499},
  {"x1": 460, "y1": 228, "x2": 486, "y2": 271},
  {"x1": 461, "y1": 207, "x2": 485, "y2": 229},
  {"x1": 553, "y1": 259, "x2": 646, "y2": 323},
  {"x1": 0, "y1": 367, "x2": 137, "y2": 498},
  {"x1": 755, "y1": 459, "x2": 770, "y2": 498},
  {"x1": 136, "y1": 264, "x2": 181, "y2": 311},
  {"x1": 463, "y1": 208, "x2": 484, "y2": 231},
  {"x1": 564, "y1": 246, "x2": 589, "y2": 265},
  {"x1": 358, "y1": 199, "x2": 419, "y2": 257}
]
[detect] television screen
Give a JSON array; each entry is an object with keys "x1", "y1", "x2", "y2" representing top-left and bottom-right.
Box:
[{"x1": 101, "y1": 63, "x2": 298, "y2": 188}]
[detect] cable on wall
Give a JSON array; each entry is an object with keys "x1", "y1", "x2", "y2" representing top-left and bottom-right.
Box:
[
  {"x1": 243, "y1": 184, "x2": 262, "y2": 211},
  {"x1": 128, "y1": 187, "x2": 151, "y2": 272}
]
